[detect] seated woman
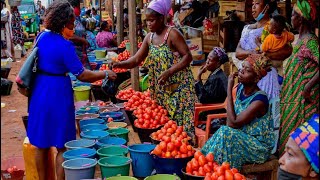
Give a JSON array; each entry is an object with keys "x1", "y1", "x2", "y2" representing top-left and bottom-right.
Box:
[
  {"x1": 96, "y1": 21, "x2": 117, "y2": 48},
  {"x1": 201, "y1": 54, "x2": 274, "y2": 169},
  {"x1": 81, "y1": 19, "x2": 98, "y2": 52}
]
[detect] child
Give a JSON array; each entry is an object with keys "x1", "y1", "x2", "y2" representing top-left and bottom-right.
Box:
[{"x1": 256, "y1": 15, "x2": 294, "y2": 53}]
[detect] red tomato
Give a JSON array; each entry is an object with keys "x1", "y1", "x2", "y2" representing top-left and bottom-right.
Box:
[
  {"x1": 222, "y1": 162, "x2": 231, "y2": 170},
  {"x1": 218, "y1": 176, "x2": 225, "y2": 180},
  {"x1": 204, "y1": 174, "x2": 211, "y2": 180},
  {"x1": 211, "y1": 172, "x2": 219, "y2": 180},
  {"x1": 193, "y1": 171, "x2": 200, "y2": 176},
  {"x1": 187, "y1": 150, "x2": 193, "y2": 157},
  {"x1": 167, "y1": 142, "x2": 175, "y2": 152},
  {"x1": 231, "y1": 168, "x2": 239, "y2": 174},
  {"x1": 206, "y1": 153, "x2": 214, "y2": 162},
  {"x1": 165, "y1": 151, "x2": 171, "y2": 158},
  {"x1": 174, "y1": 140, "x2": 182, "y2": 148},
  {"x1": 198, "y1": 155, "x2": 207, "y2": 166},
  {"x1": 180, "y1": 144, "x2": 188, "y2": 154},
  {"x1": 194, "y1": 151, "x2": 203, "y2": 160},
  {"x1": 191, "y1": 159, "x2": 199, "y2": 170},
  {"x1": 198, "y1": 167, "x2": 206, "y2": 176},
  {"x1": 225, "y1": 170, "x2": 234, "y2": 180},
  {"x1": 216, "y1": 167, "x2": 225, "y2": 177},
  {"x1": 203, "y1": 164, "x2": 211, "y2": 173},
  {"x1": 159, "y1": 141, "x2": 167, "y2": 150},
  {"x1": 186, "y1": 162, "x2": 192, "y2": 174},
  {"x1": 153, "y1": 146, "x2": 162, "y2": 156},
  {"x1": 234, "y1": 173, "x2": 243, "y2": 180},
  {"x1": 171, "y1": 150, "x2": 178, "y2": 157}
]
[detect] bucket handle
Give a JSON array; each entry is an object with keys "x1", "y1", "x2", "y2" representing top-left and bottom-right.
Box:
[
  {"x1": 143, "y1": 142, "x2": 151, "y2": 144},
  {"x1": 120, "y1": 144, "x2": 128, "y2": 148}
]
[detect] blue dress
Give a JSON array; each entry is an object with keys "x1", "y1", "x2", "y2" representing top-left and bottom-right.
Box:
[{"x1": 27, "y1": 31, "x2": 84, "y2": 148}]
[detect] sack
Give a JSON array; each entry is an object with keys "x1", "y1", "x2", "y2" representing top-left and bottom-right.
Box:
[
  {"x1": 16, "y1": 32, "x2": 46, "y2": 97},
  {"x1": 101, "y1": 78, "x2": 117, "y2": 96}
]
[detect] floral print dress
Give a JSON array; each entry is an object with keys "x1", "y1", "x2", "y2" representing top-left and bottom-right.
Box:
[
  {"x1": 144, "y1": 27, "x2": 197, "y2": 133},
  {"x1": 201, "y1": 84, "x2": 274, "y2": 169}
]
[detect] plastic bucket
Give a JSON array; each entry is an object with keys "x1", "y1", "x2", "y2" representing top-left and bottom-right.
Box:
[
  {"x1": 125, "y1": 110, "x2": 136, "y2": 132},
  {"x1": 79, "y1": 118, "x2": 105, "y2": 129},
  {"x1": 95, "y1": 50, "x2": 106, "y2": 59},
  {"x1": 95, "y1": 137, "x2": 127, "y2": 149},
  {"x1": 65, "y1": 139, "x2": 96, "y2": 150},
  {"x1": 63, "y1": 148, "x2": 97, "y2": 160},
  {"x1": 151, "y1": 154, "x2": 193, "y2": 177},
  {"x1": 97, "y1": 145, "x2": 128, "y2": 158},
  {"x1": 98, "y1": 156, "x2": 131, "y2": 178},
  {"x1": 106, "y1": 176, "x2": 138, "y2": 180},
  {"x1": 100, "y1": 112, "x2": 124, "y2": 121},
  {"x1": 107, "y1": 122, "x2": 128, "y2": 129},
  {"x1": 125, "y1": 42, "x2": 130, "y2": 51},
  {"x1": 128, "y1": 144, "x2": 156, "y2": 178},
  {"x1": 73, "y1": 86, "x2": 91, "y2": 102},
  {"x1": 144, "y1": 174, "x2": 181, "y2": 180},
  {"x1": 81, "y1": 124, "x2": 108, "y2": 132},
  {"x1": 107, "y1": 128, "x2": 129, "y2": 142},
  {"x1": 80, "y1": 130, "x2": 109, "y2": 140},
  {"x1": 75, "y1": 113, "x2": 100, "y2": 121},
  {"x1": 62, "y1": 158, "x2": 97, "y2": 180},
  {"x1": 78, "y1": 106, "x2": 100, "y2": 114},
  {"x1": 1, "y1": 156, "x2": 25, "y2": 180}
]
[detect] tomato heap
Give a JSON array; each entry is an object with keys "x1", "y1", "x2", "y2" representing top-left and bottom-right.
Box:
[
  {"x1": 123, "y1": 90, "x2": 151, "y2": 111},
  {"x1": 117, "y1": 50, "x2": 130, "y2": 61},
  {"x1": 6, "y1": 166, "x2": 20, "y2": 173},
  {"x1": 118, "y1": 40, "x2": 130, "y2": 48},
  {"x1": 150, "y1": 120, "x2": 191, "y2": 142},
  {"x1": 116, "y1": 88, "x2": 136, "y2": 100},
  {"x1": 98, "y1": 101, "x2": 108, "y2": 106},
  {"x1": 151, "y1": 133, "x2": 195, "y2": 158},
  {"x1": 186, "y1": 151, "x2": 246, "y2": 180}
]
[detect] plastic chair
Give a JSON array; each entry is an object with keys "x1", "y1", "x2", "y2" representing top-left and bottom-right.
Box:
[{"x1": 194, "y1": 83, "x2": 238, "y2": 147}]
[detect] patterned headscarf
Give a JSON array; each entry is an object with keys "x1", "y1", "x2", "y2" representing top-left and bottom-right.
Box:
[
  {"x1": 212, "y1": 47, "x2": 228, "y2": 64},
  {"x1": 290, "y1": 114, "x2": 319, "y2": 173},
  {"x1": 293, "y1": 0, "x2": 317, "y2": 21},
  {"x1": 245, "y1": 54, "x2": 271, "y2": 79},
  {"x1": 148, "y1": 0, "x2": 172, "y2": 16}
]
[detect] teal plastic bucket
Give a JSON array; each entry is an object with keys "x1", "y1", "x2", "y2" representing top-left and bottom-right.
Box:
[
  {"x1": 106, "y1": 176, "x2": 138, "y2": 180},
  {"x1": 81, "y1": 124, "x2": 108, "y2": 132},
  {"x1": 63, "y1": 148, "x2": 97, "y2": 160},
  {"x1": 62, "y1": 158, "x2": 97, "y2": 180},
  {"x1": 95, "y1": 137, "x2": 127, "y2": 149},
  {"x1": 80, "y1": 130, "x2": 109, "y2": 140},
  {"x1": 107, "y1": 128, "x2": 129, "y2": 142},
  {"x1": 78, "y1": 106, "x2": 100, "y2": 114},
  {"x1": 64, "y1": 139, "x2": 96, "y2": 150},
  {"x1": 128, "y1": 144, "x2": 156, "y2": 178},
  {"x1": 73, "y1": 86, "x2": 91, "y2": 102},
  {"x1": 98, "y1": 156, "x2": 132, "y2": 179},
  {"x1": 79, "y1": 118, "x2": 105, "y2": 129},
  {"x1": 144, "y1": 174, "x2": 181, "y2": 180},
  {"x1": 97, "y1": 145, "x2": 128, "y2": 158}
]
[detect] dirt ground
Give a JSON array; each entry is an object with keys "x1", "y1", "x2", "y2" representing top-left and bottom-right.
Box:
[{"x1": 1, "y1": 55, "x2": 29, "y2": 162}]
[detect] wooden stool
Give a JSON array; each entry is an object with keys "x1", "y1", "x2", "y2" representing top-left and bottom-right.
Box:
[{"x1": 241, "y1": 155, "x2": 278, "y2": 180}]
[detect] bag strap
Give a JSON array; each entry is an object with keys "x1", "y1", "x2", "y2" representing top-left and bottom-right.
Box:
[
  {"x1": 33, "y1": 30, "x2": 48, "y2": 49},
  {"x1": 32, "y1": 31, "x2": 48, "y2": 72}
]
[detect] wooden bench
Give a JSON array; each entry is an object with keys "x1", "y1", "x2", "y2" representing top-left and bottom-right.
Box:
[{"x1": 241, "y1": 155, "x2": 279, "y2": 180}]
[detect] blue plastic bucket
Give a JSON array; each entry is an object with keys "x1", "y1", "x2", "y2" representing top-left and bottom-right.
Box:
[
  {"x1": 128, "y1": 144, "x2": 156, "y2": 178},
  {"x1": 62, "y1": 158, "x2": 97, "y2": 180},
  {"x1": 88, "y1": 55, "x2": 96, "y2": 62},
  {"x1": 63, "y1": 148, "x2": 97, "y2": 160},
  {"x1": 79, "y1": 118, "x2": 105, "y2": 128},
  {"x1": 80, "y1": 130, "x2": 109, "y2": 140},
  {"x1": 100, "y1": 112, "x2": 124, "y2": 121},
  {"x1": 64, "y1": 139, "x2": 96, "y2": 150},
  {"x1": 81, "y1": 124, "x2": 108, "y2": 132},
  {"x1": 78, "y1": 106, "x2": 100, "y2": 114},
  {"x1": 95, "y1": 137, "x2": 127, "y2": 149}
]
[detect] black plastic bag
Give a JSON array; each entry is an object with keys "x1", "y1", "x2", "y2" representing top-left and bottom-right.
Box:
[{"x1": 101, "y1": 78, "x2": 117, "y2": 96}]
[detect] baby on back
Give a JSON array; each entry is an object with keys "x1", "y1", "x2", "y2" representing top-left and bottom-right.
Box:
[{"x1": 256, "y1": 15, "x2": 294, "y2": 53}]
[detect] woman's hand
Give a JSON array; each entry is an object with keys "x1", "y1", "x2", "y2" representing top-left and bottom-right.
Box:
[
  {"x1": 228, "y1": 72, "x2": 238, "y2": 92},
  {"x1": 302, "y1": 85, "x2": 312, "y2": 103},
  {"x1": 158, "y1": 69, "x2": 172, "y2": 85},
  {"x1": 106, "y1": 70, "x2": 117, "y2": 81},
  {"x1": 197, "y1": 65, "x2": 207, "y2": 81}
]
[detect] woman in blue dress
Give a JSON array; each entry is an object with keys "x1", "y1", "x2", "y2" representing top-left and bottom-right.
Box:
[
  {"x1": 27, "y1": 1, "x2": 117, "y2": 180},
  {"x1": 201, "y1": 54, "x2": 274, "y2": 169}
]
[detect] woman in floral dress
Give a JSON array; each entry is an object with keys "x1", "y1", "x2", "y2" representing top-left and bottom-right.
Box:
[
  {"x1": 279, "y1": 0, "x2": 319, "y2": 155},
  {"x1": 112, "y1": 0, "x2": 196, "y2": 134},
  {"x1": 201, "y1": 54, "x2": 274, "y2": 169}
]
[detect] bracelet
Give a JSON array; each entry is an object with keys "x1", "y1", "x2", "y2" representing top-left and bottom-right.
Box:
[{"x1": 105, "y1": 70, "x2": 109, "y2": 79}]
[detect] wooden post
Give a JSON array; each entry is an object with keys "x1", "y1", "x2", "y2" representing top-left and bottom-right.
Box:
[
  {"x1": 285, "y1": 0, "x2": 292, "y2": 24},
  {"x1": 128, "y1": 0, "x2": 139, "y2": 91},
  {"x1": 117, "y1": 0, "x2": 124, "y2": 44},
  {"x1": 106, "y1": 0, "x2": 114, "y2": 31}
]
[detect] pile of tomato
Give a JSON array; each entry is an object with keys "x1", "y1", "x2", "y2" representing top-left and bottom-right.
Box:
[
  {"x1": 118, "y1": 40, "x2": 130, "y2": 48},
  {"x1": 117, "y1": 50, "x2": 130, "y2": 61},
  {"x1": 133, "y1": 105, "x2": 170, "y2": 129},
  {"x1": 150, "y1": 120, "x2": 191, "y2": 142},
  {"x1": 98, "y1": 101, "x2": 108, "y2": 107},
  {"x1": 123, "y1": 90, "x2": 151, "y2": 111},
  {"x1": 6, "y1": 166, "x2": 20, "y2": 173},
  {"x1": 185, "y1": 151, "x2": 246, "y2": 180},
  {"x1": 151, "y1": 131, "x2": 195, "y2": 158},
  {"x1": 116, "y1": 88, "x2": 136, "y2": 100}
]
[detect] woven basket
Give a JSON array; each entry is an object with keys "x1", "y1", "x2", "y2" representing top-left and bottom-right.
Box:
[{"x1": 8, "y1": 0, "x2": 21, "y2": 6}]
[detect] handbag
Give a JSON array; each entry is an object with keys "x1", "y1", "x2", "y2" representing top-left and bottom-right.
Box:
[{"x1": 15, "y1": 31, "x2": 46, "y2": 97}]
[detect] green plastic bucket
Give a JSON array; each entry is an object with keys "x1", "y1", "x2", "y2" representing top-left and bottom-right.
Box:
[
  {"x1": 98, "y1": 156, "x2": 132, "y2": 179},
  {"x1": 95, "y1": 50, "x2": 106, "y2": 59},
  {"x1": 97, "y1": 145, "x2": 129, "y2": 158},
  {"x1": 107, "y1": 128, "x2": 129, "y2": 142},
  {"x1": 125, "y1": 42, "x2": 130, "y2": 51},
  {"x1": 106, "y1": 176, "x2": 138, "y2": 180},
  {"x1": 73, "y1": 86, "x2": 91, "y2": 102},
  {"x1": 140, "y1": 74, "x2": 149, "y2": 92},
  {"x1": 144, "y1": 174, "x2": 181, "y2": 180}
]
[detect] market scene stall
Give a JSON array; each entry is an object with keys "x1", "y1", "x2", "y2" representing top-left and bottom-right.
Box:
[{"x1": 1, "y1": 0, "x2": 319, "y2": 179}]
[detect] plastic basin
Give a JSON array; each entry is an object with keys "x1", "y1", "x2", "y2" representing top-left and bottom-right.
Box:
[
  {"x1": 97, "y1": 145, "x2": 129, "y2": 158},
  {"x1": 81, "y1": 124, "x2": 108, "y2": 132},
  {"x1": 73, "y1": 86, "x2": 91, "y2": 102},
  {"x1": 63, "y1": 148, "x2": 97, "y2": 160},
  {"x1": 98, "y1": 156, "x2": 131, "y2": 179},
  {"x1": 1, "y1": 156, "x2": 25, "y2": 180},
  {"x1": 106, "y1": 176, "x2": 138, "y2": 180},
  {"x1": 128, "y1": 144, "x2": 156, "y2": 178},
  {"x1": 75, "y1": 113, "x2": 100, "y2": 121},
  {"x1": 107, "y1": 128, "x2": 129, "y2": 142},
  {"x1": 144, "y1": 174, "x2": 181, "y2": 180},
  {"x1": 65, "y1": 139, "x2": 96, "y2": 150},
  {"x1": 78, "y1": 106, "x2": 100, "y2": 114},
  {"x1": 181, "y1": 168, "x2": 204, "y2": 180},
  {"x1": 80, "y1": 130, "x2": 109, "y2": 140},
  {"x1": 95, "y1": 137, "x2": 127, "y2": 149},
  {"x1": 100, "y1": 112, "x2": 124, "y2": 121},
  {"x1": 62, "y1": 158, "x2": 97, "y2": 180},
  {"x1": 136, "y1": 126, "x2": 162, "y2": 143},
  {"x1": 79, "y1": 118, "x2": 105, "y2": 128},
  {"x1": 107, "y1": 122, "x2": 128, "y2": 129}
]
